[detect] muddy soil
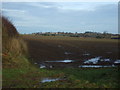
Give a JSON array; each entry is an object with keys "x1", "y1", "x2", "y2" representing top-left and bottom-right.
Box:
[{"x1": 23, "y1": 35, "x2": 119, "y2": 68}]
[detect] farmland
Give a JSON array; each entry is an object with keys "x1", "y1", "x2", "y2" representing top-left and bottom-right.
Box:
[
  {"x1": 3, "y1": 32, "x2": 120, "y2": 88},
  {"x1": 7, "y1": 35, "x2": 118, "y2": 88},
  {"x1": 22, "y1": 35, "x2": 119, "y2": 68}
]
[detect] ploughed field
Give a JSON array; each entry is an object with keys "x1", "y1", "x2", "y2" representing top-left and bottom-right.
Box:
[{"x1": 22, "y1": 35, "x2": 119, "y2": 69}]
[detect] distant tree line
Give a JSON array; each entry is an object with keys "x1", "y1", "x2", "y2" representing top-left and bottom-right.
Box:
[{"x1": 30, "y1": 31, "x2": 120, "y2": 39}]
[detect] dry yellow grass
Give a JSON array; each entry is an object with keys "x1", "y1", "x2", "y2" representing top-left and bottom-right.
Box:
[
  {"x1": 1, "y1": 16, "x2": 28, "y2": 67},
  {"x1": 7, "y1": 38, "x2": 28, "y2": 56}
]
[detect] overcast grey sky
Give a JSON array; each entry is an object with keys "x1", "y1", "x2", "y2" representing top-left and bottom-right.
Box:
[{"x1": 2, "y1": 2, "x2": 118, "y2": 34}]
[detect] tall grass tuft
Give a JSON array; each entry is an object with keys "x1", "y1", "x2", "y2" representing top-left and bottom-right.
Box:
[
  {"x1": 1, "y1": 16, "x2": 28, "y2": 67},
  {"x1": 6, "y1": 37, "x2": 28, "y2": 57}
]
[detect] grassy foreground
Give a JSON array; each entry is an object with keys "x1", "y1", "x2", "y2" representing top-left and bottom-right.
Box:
[{"x1": 3, "y1": 65, "x2": 119, "y2": 88}]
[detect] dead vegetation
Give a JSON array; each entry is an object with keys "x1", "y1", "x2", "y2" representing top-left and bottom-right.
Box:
[{"x1": 1, "y1": 16, "x2": 28, "y2": 68}]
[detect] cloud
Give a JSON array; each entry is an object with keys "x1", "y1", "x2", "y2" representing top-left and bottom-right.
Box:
[
  {"x1": 1, "y1": 8, "x2": 25, "y2": 13},
  {"x1": 28, "y1": 2, "x2": 97, "y2": 12},
  {"x1": 28, "y1": 3, "x2": 55, "y2": 8},
  {"x1": 2, "y1": 2, "x2": 118, "y2": 34}
]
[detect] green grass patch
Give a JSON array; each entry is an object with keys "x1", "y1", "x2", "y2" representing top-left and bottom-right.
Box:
[{"x1": 3, "y1": 67, "x2": 119, "y2": 88}]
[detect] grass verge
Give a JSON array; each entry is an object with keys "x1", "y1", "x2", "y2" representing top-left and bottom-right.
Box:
[{"x1": 3, "y1": 66, "x2": 119, "y2": 88}]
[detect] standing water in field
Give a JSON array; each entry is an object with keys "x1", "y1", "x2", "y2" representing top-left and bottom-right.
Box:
[
  {"x1": 84, "y1": 57, "x2": 101, "y2": 64},
  {"x1": 79, "y1": 65, "x2": 115, "y2": 68},
  {"x1": 40, "y1": 78, "x2": 60, "y2": 83},
  {"x1": 39, "y1": 64, "x2": 46, "y2": 68},
  {"x1": 114, "y1": 60, "x2": 120, "y2": 64},
  {"x1": 83, "y1": 57, "x2": 112, "y2": 64},
  {"x1": 100, "y1": 59, "x2": 110, "y2": 62},
  {"x1": 45, "y1": 60, "x2": 74, "y2": 63}
]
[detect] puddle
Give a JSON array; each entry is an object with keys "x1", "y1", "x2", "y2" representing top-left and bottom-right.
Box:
[
  {"x1": 100, "y1": 59, "x2": 110, "y2": 62},
  {"x1": 114, "y1": 60, "x2": 120, "y2": 64},
  {"x1": 84, "y1": 57, "x2": 111, "y2": 64},
  {"x1": 64, "y1": 52, "x2": 72, "y2": 55},
  {"x1": 41, "y1": 78, "x2": 60, "y2": 83},
  {"x1": 39, "y1": 64, "x2": 53, "y2": 69},
  {"x1": 40, "y1": 64, "x2": 46, "y2": 68},
  {"x1": 83, "y1": 53, "x2": 90, "y2": 56},
  {"x1": 45, "y1": 60, "x2": 74, "y2": 63},
  {"x1": 37, "y1": 57, "x2": 119, "y2": 69},
  {"x1": 84, "y1": 57, "x2": 101, "y2": 64},
  {"x1": 50, "y1": 65, "x2": 53, "y2": 68},
  {"x1": 79, "y1": 65, "x2": 115, "y2": 68}
]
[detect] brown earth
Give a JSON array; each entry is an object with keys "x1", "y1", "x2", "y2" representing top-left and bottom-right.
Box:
[{"x1": 22, "y1": 35, "x2": 119, "y2": 68}]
